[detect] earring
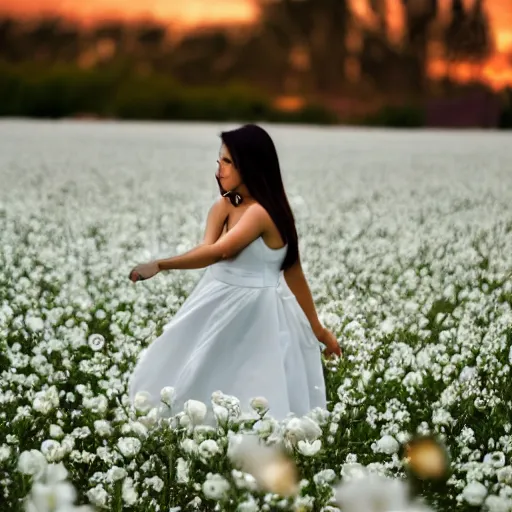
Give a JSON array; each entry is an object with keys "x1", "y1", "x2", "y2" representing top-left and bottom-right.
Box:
[{"x1": 233, "y1": 193, "x2": 243, "y2": 206}]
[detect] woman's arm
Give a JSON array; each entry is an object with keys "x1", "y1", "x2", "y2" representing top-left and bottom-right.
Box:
[
  {"x1": 202, "y1": 196, "x2": 229, "y2": 245},
  {"x1": 283, "y1": 258, "x2": 324, "y2": 337},
  {"x1": 284, "y1": 259, "x2": 342, "y2": 357},
  {"x1": 155, "y1": 204, "x2": 269, "y2": 271}
]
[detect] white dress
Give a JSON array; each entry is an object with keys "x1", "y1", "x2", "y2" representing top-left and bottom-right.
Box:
[{"x1": 128, "y1": 236, "x2": 327, "y2": 420}]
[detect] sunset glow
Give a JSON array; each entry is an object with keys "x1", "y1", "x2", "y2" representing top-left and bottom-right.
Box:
[
  {"x1": 1, "y1": 0, "x2": 511, "y2": 88},
  {"x1": 0, "y1": 0, "x2": 258, "y2": 26}
]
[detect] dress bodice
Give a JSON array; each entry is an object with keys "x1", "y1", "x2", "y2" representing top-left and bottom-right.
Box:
[{"x1": 209, "y1": 237, "x2": 287, "y2": 288}]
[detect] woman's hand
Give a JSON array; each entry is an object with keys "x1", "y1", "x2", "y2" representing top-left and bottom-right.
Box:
[
  {"x1": 129, "y1": 261, "x2": 160, "y2": 282},
  {"x1": 315, "y1": 326, "x2": 342, "y2": 358}
]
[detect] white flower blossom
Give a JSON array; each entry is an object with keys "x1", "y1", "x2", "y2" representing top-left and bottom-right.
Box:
[
  {"x1": 462, "y1": 481, "x2": 488, "y2": 506},
  {"x1": 202, "y1": 473, "x2": 230, "y2": 500},
  {"x1": 18, "y1": 450, "x2": 47, "y2": 480},
  {"x1": 184, "y1": 399, "x2": 207, "y2": 425},
  {"x1": 373, "y1": 435, "x2": 400, "y2": 455},
  {"x1": 297, "y1": 439, "x2": 322, "y2": 457},
  {"x1": 117, "y1": 437, "x2": 142, "y2": 458}
]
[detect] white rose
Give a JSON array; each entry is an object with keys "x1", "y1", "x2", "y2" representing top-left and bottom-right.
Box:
[
  {"x1": 0, "y1": 444, "x2": 12, "y2": 462},
  {"x1": 117, "y1": 437, "x2": 142, "y2": 458},
  {"x1": 340, "y1": 463, "x2": 367, "y2": 482},
  {"x1": 300, "y1": 417, "x2": 322, "y2": 441},
  {"x1": 199, "y1": 439, "x2": 221, "y2": 459},
  {"x1": 254, "y1": 419, "x2": 276, "y2": 439},
  {"x1": 33, "y1": 398, "x2": 54, "y2": 415},
  {"x1": 144, "y1": 476, "x2": 164, "y2": 492},
  {"x1": 250, "y1": 397, "x2": 269, "y2": 414},
  {"x1": 83, "y1": 396, "x2": 108, "y2": 415},
  {"x1": 313, "y1": 469, "x2": 336, "y2": 486},
  {"x1": 284, "y1": 418, "x2": 306, "y2": 444},
  {"x1": 374, "y1": 435, "x2": 399, "y2": 455},
  {"x1": 213, "y1": 405, "x2": 229, "y2": 424},
  {"x1": 88, "y1": 333, "x2": 105, "y2": 351},
  {"x1": 94, "y1": 420, "x2": 112, "y2": 437},
  {"x1": 133, "y1": 391, "x2": 153, "y2": 414},
  {"x1": 17, "y1": 450, "x2": 47, "y2": 480},
  {"x1": 484, "y1": 495, "x2": 511, "y2": 512},
  {"x1": 483, "y1": 452, "x2": 506, "y2": 469},
  {"x1": 107, "y1": 466, "x2": 127, "y2": 482},
  {"x1": 432, "y1": 408, "x2": 453, "y2": 427},
  {"x1": 60, "y1": 436, "x2": 75, "y2": 453},
  {"x1": 126, "y1": 421, "x2": 148, "y2": 439},
  {"x1": 40, "y1": 440, "x2": 64, "y2": 462},
  {"x1": 180, "y1": 438, "x2": 198, "y2": 455},
  {"x1": 26, "y1": 316, "x2": 45, "y2": 332},
  {"x1": 87, "y1": 484, "x2": 108, "y2": 507},
  {"x1": 459, "y1": 366, "x2": 477, "y2": 382},
  {"x1": 184, "y1": 399, "x2": 207, "y2": 425},
  {"x1": 139, "y1": 407, "x2": 160, "y2": 429},
  {"x1": 160, "y1": 387, "x2": 176, "y2": 407},
  {"x1": 297, "y1": 439, "x2": 322, "y2": 457},
  {"x1": 176, "y1": 413, "x2": 190, "y2": 428},
  {"x1": 122, "y1": 478, "x2": 138, "y2": 505},
  {"x1": 49, "y1": 425, "x2": 64, "y2": 439},
  {"x1": 462, "y1": 481, "x2": 488, "y2": 506},
  {"x1": 496, "y1": 466, "x2": 512, "y2": 484},
  {"x1": 176, "y1": 457, "x2": 190, "y2": 484},
  {"x1": 202, "y1": 473, "x2": 230, "y2": 500},
  {"x1": 237, "y1": 496, "x2": 260, "y2": 512}
]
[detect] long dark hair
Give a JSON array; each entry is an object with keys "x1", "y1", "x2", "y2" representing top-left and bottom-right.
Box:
[{"x1": 220, "y1": 124, "x2": 299, "y2": 271}]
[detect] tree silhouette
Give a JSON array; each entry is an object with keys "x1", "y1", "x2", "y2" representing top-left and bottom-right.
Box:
[
  {"x1": 465, "y1": 0, "x2": 493, "y2": 69},
  {"x1": 442, "y1": 0, "x2": 493, "y2": 82},
  {"x1": 444, "y1": 0, "x2": 468, "y2": 78},
  {"x1": 171, "y1": 29, "x2": 233, "y2": 86},
  {"x1": 401, "y1": 0, "x2": 440, "y2": 93},
  {"x1": 92, "y1": 20, "x2": 128, "y2": 55},
  {"x1": 256, "y1": 0, "x2": 351, "y2": 94},
  {"x1": 368, "y1": 0, "x2": 388, "y2": 38},
  {"x1": 132, "y1": 21, "x2": 168, "y2": 73},
  {"x1": 0, "y1": 16, "x2": 18, "y2": 62}
]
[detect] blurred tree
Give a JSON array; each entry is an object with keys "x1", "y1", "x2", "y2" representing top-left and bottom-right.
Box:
[
  {"x1": 7, "y1": 16, "x2": 80, "y2": 64},
  {"x1": 133, "y1": 21, "x2": 169, "y2": 74},
  {"x1": 170, "y1": 29, "x2": 234, "y2": 86},
  {"x1": 362, "y1": 0, "x2": 409, "y2": 95},
  {"x1": 401, "y1": 0, "x2": 440, "y2": 94},
  {"x1": 221, "y1": 29, "x2": 290, "y2": 93},
  {"x1": 255, "y1": 0, "x2": 351, "y2": 94},
  {"x1": 54, "y1": 23, "x2": 81, "y2": 63},
  {"x1": 443, "y1": 0, "x2": 468, "y2": 77},
  {"x1": 368, "y1": 0, "x2": 388, "y2": 38},
  {"x1": 464, "y1": 0, "x2": 493, "y2": 71},
  {"x1": 359, "y1": 32, "x2": 405, "y2": 95},
  {"x1": 91, "y1": 20, "x2": 128, "y2": 55},
  {"x1": 26, "y1": 17, "x2": 61, "y2": 61},
  {"x1": 137, "y1": 23, "x2": 166, "y2": 48},
  {"x1": 442, "y1": 0, "x2": 493, "y2": 82},
  {"x1": 0, "y1": 16, "x2": 17, "y2": 62}
]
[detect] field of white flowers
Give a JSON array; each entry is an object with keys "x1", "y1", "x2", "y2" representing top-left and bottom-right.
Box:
[{"x1": 1, "y1": 120, "x2": 512, "y2": 512}]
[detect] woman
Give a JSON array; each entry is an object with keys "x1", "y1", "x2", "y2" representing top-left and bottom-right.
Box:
[{"x1": 128, "y1": 124, "x2": 341, "y2": 420}]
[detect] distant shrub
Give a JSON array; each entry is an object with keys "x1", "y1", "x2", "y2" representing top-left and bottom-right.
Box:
[
  {"x1": 363, "y1": 104, "x2": 426, "y2": 128},
  {"x1": 498, "y1": 87, "x2": 512, "y2": 129},
  {"x1": 0, "y1": 61, "x2": 336, "y2": 125}
]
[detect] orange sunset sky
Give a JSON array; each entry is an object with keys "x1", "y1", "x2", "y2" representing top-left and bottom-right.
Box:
[{"x1": 1, "y1": 0, "x2": 512, "y2": 88}]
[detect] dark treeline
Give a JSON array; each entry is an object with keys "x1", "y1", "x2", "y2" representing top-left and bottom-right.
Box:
[{"x1": 0, "y1": 0, "x2": 511, "y2": 126}]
